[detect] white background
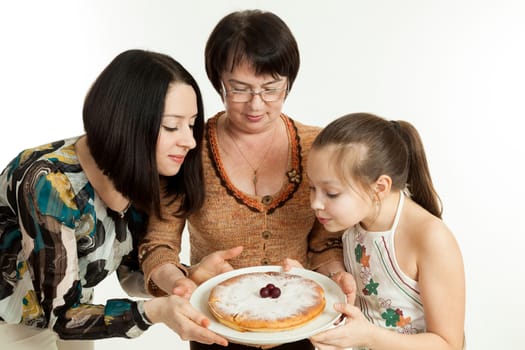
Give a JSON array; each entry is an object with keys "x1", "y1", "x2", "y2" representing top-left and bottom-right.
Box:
[{"x1": 1, "y1": 1, "x2": 524, "y2": 349}]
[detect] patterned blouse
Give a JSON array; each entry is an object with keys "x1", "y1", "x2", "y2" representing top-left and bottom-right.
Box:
[{"x1": 0, "y1": 137, "x2": 151, "y2": 340}]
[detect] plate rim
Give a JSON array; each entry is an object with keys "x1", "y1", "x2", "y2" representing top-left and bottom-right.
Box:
[{"x1": 189, "y1": 265, "x2": 345, "y2": 345}]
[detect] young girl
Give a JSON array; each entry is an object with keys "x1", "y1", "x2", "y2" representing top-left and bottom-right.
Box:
[{"x1": 306, "y1": 113, "x2": 465, "y2": 350}]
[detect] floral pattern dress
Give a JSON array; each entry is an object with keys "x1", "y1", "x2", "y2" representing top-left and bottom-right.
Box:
[
  {"x1": 342, "y1": 193, "x2": 425, "y2": 350},
  {"x1": 0, "y1": 137, "x2": 150, "y2": 340}
]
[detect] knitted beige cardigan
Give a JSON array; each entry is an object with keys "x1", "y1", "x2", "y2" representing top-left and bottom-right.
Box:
[{"x1": 140, "y1": 113, "x2": 343, "y2": 296}]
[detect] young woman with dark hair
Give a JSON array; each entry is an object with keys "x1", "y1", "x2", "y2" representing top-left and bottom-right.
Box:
[{"x1": 0, "y1": 49, "x2": 232, "y2": 349}]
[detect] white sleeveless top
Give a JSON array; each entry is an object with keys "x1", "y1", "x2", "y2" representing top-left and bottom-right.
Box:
[{"x1": 343, "y1": 192, "x2": 425, "y2": 348}]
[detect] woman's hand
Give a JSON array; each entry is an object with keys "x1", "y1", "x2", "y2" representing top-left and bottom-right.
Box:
[
  {"x1": 144, "y1": 295, "x2": 228, "y2": 346},
  {"x1": 188, "y1": 246, "x2": 243, "y2": 285},
  {"x1": 171, "y1": 277, "x2": 198, "y2": 299},
  {"x1": 168, "y1": 246, "x2": 243, "y2": 299},
  {"x1": 150, "y1": 262, "x2": 194, "y2": 297},
  {"x1": 282, "y1": 257, "x2": 304, "y2": 271}
]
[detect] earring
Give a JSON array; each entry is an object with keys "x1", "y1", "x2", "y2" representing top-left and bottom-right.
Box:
[{"x1": 402, "y1": 183, "x2": 412, "y2": 198}]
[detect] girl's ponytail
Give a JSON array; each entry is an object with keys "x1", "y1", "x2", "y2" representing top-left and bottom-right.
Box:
[{"x1": 396, "y1": 121, "x2": 442, "y2": 218}]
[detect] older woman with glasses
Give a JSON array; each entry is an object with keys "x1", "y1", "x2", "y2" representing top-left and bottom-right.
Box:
[{"x1": 139, "y1": 10, "x2": 346, "y2": 350}]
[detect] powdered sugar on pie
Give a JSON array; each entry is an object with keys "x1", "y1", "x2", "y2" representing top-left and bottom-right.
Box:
[{"x1": 208, "y1": 271, "x2": 326, "y2": 332}]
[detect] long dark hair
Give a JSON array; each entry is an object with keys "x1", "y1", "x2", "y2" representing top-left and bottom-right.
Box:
[
  {"x1": 313, "y1": 112, "x2": 442, "y2": 218},
  {"x1": 83, "y1": 49, "x2": 205, "y2": 219}
]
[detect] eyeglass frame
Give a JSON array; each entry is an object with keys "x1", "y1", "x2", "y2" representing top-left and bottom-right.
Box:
[{"x1": 220, "y1": 80, "x2": 289, "y2": 103}]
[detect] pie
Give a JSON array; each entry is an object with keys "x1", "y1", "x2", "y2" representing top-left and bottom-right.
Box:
[{"x1": 208, "y1": 271, "x2": 326, "y2": 332}]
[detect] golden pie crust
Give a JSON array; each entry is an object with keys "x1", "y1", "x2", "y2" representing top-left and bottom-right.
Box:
[{"x1": 208, "y1": 271, "x2": 326, "y2": 332}]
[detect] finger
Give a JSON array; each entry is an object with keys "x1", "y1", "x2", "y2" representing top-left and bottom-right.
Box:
[
  {"x1": 332, "y1": 271, "x2": 346, "y2": 286},
  {"x1": 346, "y1": 291, "x2": 356, "y2": 305},
  {"x1": 310, "y1": 325, "x2": 347, "y2": 343},
  {"x1": 333, "y1": 272, "x2": 355, "y2": 297},
  {"x1": 172, "y1": 285, "x2": 192, "y2": 299},
  {"x1": 202, "y1": 334, "x2": 229, "y2": 347},
  {"x1": 333, "y1": 302, "x2": 361, "y2": 321},
  {"x1": 282, "y1": 258, "x2": 293, "y2": 271},
  {"x1": 310, "y1": 304, "x2": 355, "y2": 343},
  {"x1": 184, "y1": 326, "x2": 229, "y2": 346},
  {"x1": 283, "y1": 258, "x2": 302, "y2": 271},
  {"x1": 334, "y1": 303, "x2": 355, "y2": 316},
  {"x1": 309, "y1": 342, "x2": 340, "y2": 350},
  {"x1": 172, "y1": 278, "x2": 197, "y2": 297},
  {"x1": 190, "y1": 322, "x2": 229, "y2": 346},
  {"x1": 219, "y1": 245, "x2": 243, "y2": 260},
  {"x1": 341, "y1": 274, "x2": 356, "y2": 293},
  {"x1": 200, "y1": 317, "x2": 210, "y2": 327},
  {"x1": 183, "y1": 305, "x2": 212, "y2": 329},
  {"x1": 206, "y1": 333, "x2": 229, "y2": 347},
  {"x1": 339, "y1": 279, "x2": 356, "y2": 304},
  {"x1": 182, "y1": 309, "x2": 229, "y2": 346}
]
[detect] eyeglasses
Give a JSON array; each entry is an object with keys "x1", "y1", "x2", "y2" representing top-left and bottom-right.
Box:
[{"x1": 221, "y1": 81, "x2": 288, "y2": 103}]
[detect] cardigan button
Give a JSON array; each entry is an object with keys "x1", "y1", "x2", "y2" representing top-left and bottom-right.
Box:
[
  {"x1": 261, "y1": 258, "x2": 270, "y2": 265},
  {"x1": 261, "y1": 230, "x2": 271, "y2": 240},
  {"x1": 261, "y1": 195, "x2": 272, "y2": 205}
]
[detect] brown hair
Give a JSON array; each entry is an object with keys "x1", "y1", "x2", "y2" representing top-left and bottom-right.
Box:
[
  {"x1": 205, "y1": 9, "x2": 300, "y2": 95},
  {"x1": 313, "y1": 113, "x2": 442, "y2": 218}
]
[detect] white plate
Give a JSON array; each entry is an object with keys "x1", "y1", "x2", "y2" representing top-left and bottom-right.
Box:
[{"x1": 189, "y1": 265, "x2": 346, "y2": 345}]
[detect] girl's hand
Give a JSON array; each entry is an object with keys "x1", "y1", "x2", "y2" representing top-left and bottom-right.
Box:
[
  {"x1": 282, "y1": 260, "x2": 356, "y2": 304},
  {"x1": 310, "y1": 302, "x2": 373, "y2": 350},
  {"x1": 331, "y1": 271, "x2": 357, "y2": 305}
]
